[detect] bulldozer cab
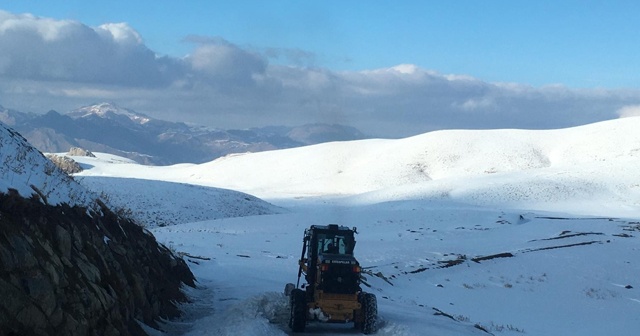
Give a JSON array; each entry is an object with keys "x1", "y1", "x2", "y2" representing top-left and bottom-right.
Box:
[
  {"x1": 316, "y1": 231, "x2": 355, "y2": 256},
  {"x1": 301, "y1": 224, "x2": 360, "y2": 296}
]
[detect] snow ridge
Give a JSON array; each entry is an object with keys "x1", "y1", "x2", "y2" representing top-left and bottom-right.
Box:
[
  {"x1": 75, "y1": 176, "x2": 283, "y2": 227},
  {"x1": 68, "y1": 102, "x2": 152, "y2": 125},
  {"x1": 0, "y1": 122, "x2": 95, "y2": 207},
  {"x1": 167, "y1": 117, "x2": 640, "y2": 215},
  {"x1": 69, "y1": 117, "x2": 640, "y2": 216}
]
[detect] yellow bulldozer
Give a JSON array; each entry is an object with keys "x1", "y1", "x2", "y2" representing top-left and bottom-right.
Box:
[{"x1": 285, "y1": 224, "x2": 377, "y2": 334}]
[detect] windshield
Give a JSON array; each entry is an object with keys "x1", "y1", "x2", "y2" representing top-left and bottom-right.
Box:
[{"x1": 316, "y1": 232, "x2": 354, "y2": 255}]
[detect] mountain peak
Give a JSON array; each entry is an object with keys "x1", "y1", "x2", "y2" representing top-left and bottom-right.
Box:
[{"x1": 68, "y1": 102, "x2": 153, "y2": 125}]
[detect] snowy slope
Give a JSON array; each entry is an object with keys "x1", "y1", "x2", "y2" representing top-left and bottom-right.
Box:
[
  {"x1": 180, "y1": 118, "x2": 640, "y2": 211},
  {"x1": 0, "y1": 122, "x2": 95, "y2": 207},
  {"x1": 70, "y1": 153, "x2": 283, "y2": 227},
  {"x1": 151, "y1": 204, "x2": 639, "y2": 336},
  {"x1": 73, "y1": 118, "x2": 640, "y2": 335},
  {"x1": 74, "y1": 118, "x2": 640, "y2": 215}
]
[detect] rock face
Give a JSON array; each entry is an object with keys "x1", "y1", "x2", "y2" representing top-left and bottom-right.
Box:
[
  {"x1": 45, "y1": 147, "x2": 97, "y2": 174},
  {"x1": 0, "y1": 191, "x2": 196, "y2": 336},
  {"x1": 45, "y1": 154, "x2": 84, "y2": 174},
  {"x1": 67, "y1": 147, "x2": 96, "y2": 157},
  {"x1": 0, "y1": 122, "x2": 196, "y2": 335}
]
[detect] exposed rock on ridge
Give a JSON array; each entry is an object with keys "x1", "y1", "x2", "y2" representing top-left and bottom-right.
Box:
[
  {"x1": 67, "y1": 147, "x2": 96, "y2": 157},
  {"x1": 45, "y1": 154, "x2": 84, "y2": 174}
]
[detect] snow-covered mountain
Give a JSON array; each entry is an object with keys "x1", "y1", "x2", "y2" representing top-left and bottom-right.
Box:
[
  {"x1": 67, "y1": 102, "x2": 153, "y2": 125},
  {"x1": 0, "y1": 104, "x2": 36, "y2": 126},
  {"x1": 6, "y1": 103, "x2": 367, "y2": 165},
  {"x1": 71, "y1": 118, "x2": 640, "y2": 335},
  {"x1": 0, "y1": 121, "x2": 95, "y2": 207}
]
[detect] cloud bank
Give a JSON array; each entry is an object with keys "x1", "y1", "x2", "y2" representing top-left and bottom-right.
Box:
[{"x1": 1, "y1": 10, "x2": 640, "y2": 137}]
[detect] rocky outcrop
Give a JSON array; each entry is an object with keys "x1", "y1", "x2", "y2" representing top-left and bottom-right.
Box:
[
  {"x1": 67, "y1": 147, "x2": 96, "y2": 157},
  {"x1": 0, "y1": 190, "x2": 196, "y2": 336},
  {"x1": 45, "y1": 154, "x2": 84, "y2": 174}
]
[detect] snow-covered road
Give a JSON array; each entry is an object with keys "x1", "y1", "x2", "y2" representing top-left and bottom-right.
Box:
[{"x1": 148, "y1": 202, "x2": 639, "y2": 336}]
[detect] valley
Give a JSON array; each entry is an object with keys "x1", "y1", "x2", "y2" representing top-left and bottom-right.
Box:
[{"x1": 67, "y1": 117, "x2": 640, "y2": 335}]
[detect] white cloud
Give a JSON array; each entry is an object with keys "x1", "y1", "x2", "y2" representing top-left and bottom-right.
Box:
[
  {"x1": 617, "y1": 105, "x2": 640, "y2": 118},
  {"x1": 263, "y1": 47, "x2": 316, "y2": 67},
  {"x1": 458, "y1": 97, "x2": 497, "y2": 111},
  {"x1": 0, "y1": 11, "x2": 71, "y2": 41},
  {"x1": 2, "y1": 10, "x2": 640, "y2": 137},
  {"x1": 0, "y1": 10, "x2": 174, "y2": 86},
  {"x1": 390, "y1": 64, "x2": 419, "y2": 74},
  {"x1": 185, "y1": 37, "x2": 266, "y2": 86},
  {"x1": 96, "y1": 23, "x2": 143, "y2": 45}
]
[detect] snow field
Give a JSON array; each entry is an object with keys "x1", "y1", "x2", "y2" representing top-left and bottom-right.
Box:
[
  {"x1": 74, "y1": 176, "x2": 283, "y2": 227},
  {"x1": 67, "y1": 118, "x2": 640, "y2": 335},
  {"x1": 71, "y1": 118, "x2": 640, "y2": 217},
  {"x1": 147, "y1": 204, "x2": 640, "y2": 335}
]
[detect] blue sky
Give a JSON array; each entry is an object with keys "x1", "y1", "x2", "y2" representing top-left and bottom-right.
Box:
[
  {"x1": 4, "y1": 0, "x2": 640, "y2": 88},
  {"x1": 1, "y1": 2, "x2": 640, "y2": 136}
]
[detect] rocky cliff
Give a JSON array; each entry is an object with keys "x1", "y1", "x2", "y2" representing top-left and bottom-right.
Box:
[{"x1": 0, "y1": 121, "x2": 196, "y2": 335}]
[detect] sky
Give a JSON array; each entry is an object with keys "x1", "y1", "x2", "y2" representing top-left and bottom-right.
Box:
[{"x1": 1, "y1": 1, "x2": 640, "y2": 137}]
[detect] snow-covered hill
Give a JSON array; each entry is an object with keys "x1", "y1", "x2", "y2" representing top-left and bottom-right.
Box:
[
  {"x1": 71, "y1": 118, "x2": 640, "y2": 335},
  {"x1": 75, "y1": 117, "x2": 640, "y2": 216},
  {"x1": 69, "y1": 153, "x2": 283, "y2": 227},
  {"x1": 183, "y1": 117, "x2": 640, "y2": 207},
  {"x1": 0, "y1": 122, "x2": 95, "y2": 207}
]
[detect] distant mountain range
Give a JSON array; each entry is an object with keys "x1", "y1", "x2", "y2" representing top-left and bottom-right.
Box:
[{"x1": 0, "y1": 102, "x2": 367, "y2": 165}]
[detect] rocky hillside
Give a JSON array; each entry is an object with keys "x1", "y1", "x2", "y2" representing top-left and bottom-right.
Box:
[
  {"x1": 1, "y1": 103, "x2": 366, "y2": 165},
  {"x1": 0, "y1": 122, "x2": 195, "y2": 335},
  {"x1": 0, "y1": 123, "x2": 94, "y2": 207}
]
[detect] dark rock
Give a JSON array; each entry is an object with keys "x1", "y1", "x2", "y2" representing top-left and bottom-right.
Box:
[
  {"x1": 54, "y1": 225, "x2": 72, "y2": 259},
  {"x1": 0, "y1": 191, "x2": 196, "y2": 336}
]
